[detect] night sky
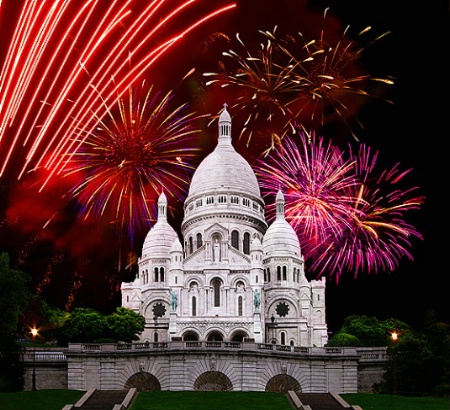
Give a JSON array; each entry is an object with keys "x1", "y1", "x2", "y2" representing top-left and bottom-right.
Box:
[{"x1": 0, "y1": 0, "x2": 448, "y2": 333}]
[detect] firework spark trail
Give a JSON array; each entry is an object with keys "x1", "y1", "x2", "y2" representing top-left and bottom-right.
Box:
[
  {"x1": 64, "y1": 82, "x2": 206, "y2": 239},
  {"x1": 256, "y1": 130, "x2": 424, "y2": 281},
  {"x1": 0, "y1": 0, "x2": 236, "y2": 180},
  {"x1": 45, "y1": 4, "x2": 237, "y2": 187},
  {"x1": 203, "y1": 8, "x2": 394, "y2": 154}
]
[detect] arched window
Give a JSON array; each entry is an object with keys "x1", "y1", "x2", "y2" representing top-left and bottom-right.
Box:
[
  {"x1": 277, "y1": 266, "x2": 281, "y2": 281},
  {"x1": 267, "y1": 267, "x2": 271, "y2": 282},
  {"x1": 196, "y1": 233, "x2": 203, "y2": 249},
  {"x1": 282, "y1": 266, "x2": 287, "y2": 280},
  {"x1": 281, "y1": 332, "x2": 286, "y2": 345},
  {"x1": 238, "y1": 296, "x2": 243, "y2": 316},
  {"x1": 154, "y1": 332, "x2": 159, "y2": 342},
  {"x1": 243, "y1": 232, "x2": 250, "y2": 255},
  {"x1": 189, "y1": 237, "x2": 193, "y2": 254},
  {"x1": 192, "y1": 296, "x2": 197, "y2": 316},
  {"x1": 231, "y1": 230, "x2": 239, "y2": 250},
  {"x1": 160, "y1": 267, "x2": 165, "y2": 282},
  {"x1": 212, "y1": 279, "x2": 221, "y2": 307},
  {"x1": 154, "y1": 267, "x2": 159, "y2": 282}
]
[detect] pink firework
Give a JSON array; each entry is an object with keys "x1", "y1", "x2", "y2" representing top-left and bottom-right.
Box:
[
  {"x1": 63, "y1": 83, "x2": 206, "y2": 240},
  {"x1": 255, "y1": 130, "x2": 425, "y2": 281},
  {"x1": 255, "y1": 131, "x2": 358, "y2": 246},
  {"x1": 307, "y1": 144, "x2": 425, "y2": 281},
  {"x1": 0, "y1": 0, "x2": 236, "y2": 181}
]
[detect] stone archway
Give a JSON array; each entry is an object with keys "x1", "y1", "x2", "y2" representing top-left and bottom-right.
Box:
[
  {"x1": 193, "y1": 371, "x2": 233, "y2": 391},
  {"x1": 206, "y1": 331, "x2": 223, "y2": 341},
  {"x1": 183, "y1": 331, "x2": 199, "y2": 341},
  {"x1": 265, "y1": 374, "x2": 301, "y2": 393},
  {"x1": 124, "y1": 372, "x2": 161, "y2": 391},
  {"x1": 230, "y1": 331, "x2": 249, "y2": 342}
]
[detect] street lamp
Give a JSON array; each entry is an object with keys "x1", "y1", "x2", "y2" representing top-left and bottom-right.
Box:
[
  {"x1": 390, "y1": 328, "x2": 399, "y2": 395},
  {"x1": 31, "y1": 327, "x2": 38, "y2": 391}
]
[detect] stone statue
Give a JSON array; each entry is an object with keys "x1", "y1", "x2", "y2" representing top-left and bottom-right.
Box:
[
  {"x1": 253, "y1": 289, "x2": 260, "y2": 310},
  {"x1": 213, "y1": 238, "x2": 220, "y2": 261},
  {"x1": 169, "y1": 289, "x2": 178, "y2": 311}
]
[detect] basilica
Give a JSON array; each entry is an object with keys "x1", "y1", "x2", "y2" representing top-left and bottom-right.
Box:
[{"x1": 121, "y1": 105, "x2": 328, "y2": 347}]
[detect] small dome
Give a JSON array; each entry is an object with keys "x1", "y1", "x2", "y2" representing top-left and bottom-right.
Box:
[
  {"x1": 219, "y1": 105, "x2": 231, "y2": 122},
  {"x1": 263, "y1": 219, "x2": 301, "y2": 256},
  {"x1": 142, "y1": 193, "x2": 178, "y2": 259},
  {"x1": 170, "y1": 237, "x2": 183, "y2": 253},
  {"x1": 251, "y1": 236, "x2": 263, "y2": 250},
  {"x1": 263, "y1": 190, "x2": 301, "y2": 256}
]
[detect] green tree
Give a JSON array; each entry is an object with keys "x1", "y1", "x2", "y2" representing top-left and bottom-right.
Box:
[
  {"x1": 339, "y1": 315, "x2": 410, "y2": 346},
  {"x1": 62, "y1": 308, "x2": 106, "y2": 342},
  {"x1": 19, "y1": 295, "x2": 71, "y2": 346},
  {"x1": 0, "y1": 252, "x2": 30, "y2": 391},
  {"x1": 106, "y1": 307, "x2": 145, "y2": 342},
  {"x1": 326, "y1": 332, "x2": 361, "y2": 347}
]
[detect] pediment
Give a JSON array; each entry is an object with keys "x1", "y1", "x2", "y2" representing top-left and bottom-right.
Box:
[{"x1": 204, "y1": 222, "x2": 229, "y2": 241}]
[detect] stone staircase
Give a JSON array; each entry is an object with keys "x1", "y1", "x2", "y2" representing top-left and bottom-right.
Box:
[
  {"x1": 286, "y1": 392, "x2": 363, "y2": 410},
  {"x1": 62, "y1": 388, "x2": 137, "y2": 410}
]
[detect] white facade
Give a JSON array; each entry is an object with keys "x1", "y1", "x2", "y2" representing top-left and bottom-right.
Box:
[{"x1": 121, "y1": 105, "x2": 328, "y2": 347}]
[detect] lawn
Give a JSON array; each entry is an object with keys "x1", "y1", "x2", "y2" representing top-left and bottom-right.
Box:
[
  {"x1": 0, "y1": 389, "x2": 85, "y2": 410},
  {"x1": 129, "y1": 391, "x2": 292, "y2": 410},
  {"x1": 0, "y1": 390, "x2": 449, "y2": 410},
  {"x1": 341, "y1": 393, "x2": 450, "y2": 410}
]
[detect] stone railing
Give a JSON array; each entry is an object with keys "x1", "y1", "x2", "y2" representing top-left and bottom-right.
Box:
[
  {"x1": 22, "y1": 342, "x2": 386, "y2": 363},
  {"x1": 22, "y1": 348, "x2": 67, "y2": 362},
  {"x1": 64, "y1": 341, "x2": 386, "y2": 361}
]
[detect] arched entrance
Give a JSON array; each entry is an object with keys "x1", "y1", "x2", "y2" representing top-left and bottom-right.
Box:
[
  {"x1": 193, "y1": 371, "x2": 233, "y2": 391},
  {"x1": 207, "y1": 331, "x2": 223, "y2": 341},
  {"x1": 124, "y1": 372, "x2": 161, "y2": 391},
  {"x1": 230, "y1": 331, "x2": 249, "y2": 342},
  {"x1": 265, "y1": 374, "x2": 301, "y2": 393},
  {"x1": 183, "y1": 331, "x2": 199, "y2": 341}
]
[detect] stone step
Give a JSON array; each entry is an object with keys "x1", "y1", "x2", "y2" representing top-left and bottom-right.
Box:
[
  {"x1": 295, "y1": 393, "x2": 351, "y2": 409},
  {"x1": 77, "y1": 389, "x2": 129, "y2": 410}
]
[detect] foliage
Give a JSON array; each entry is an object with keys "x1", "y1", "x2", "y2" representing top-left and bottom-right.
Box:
[
  {"x1": 325, "y1": 332, "x2": 361, "y2": 347},
  {"x1": 56, "y1": 306, "x2": 145, "y2": 343},
  {"x1": 19, "y1": 295, "x2": 70, "y2": 345},
  {"x1": 45, "y1": 306, "x2": 71, "y2": 345},
  {"x1": 62, "y1": 308, "x2": 107, "y2": 343},
  {"x1": 0, "y1": 252, "x2": 30, "y2": 391},
  {"x1": 106, "y1": 307, "x2": 145, "y2": 342},
  {"x1": 329, "y1": 313, "x2": 450, "y2": 396},
  {"x1": 339, "y1": 315, "x2": 410, "y2": 346}
]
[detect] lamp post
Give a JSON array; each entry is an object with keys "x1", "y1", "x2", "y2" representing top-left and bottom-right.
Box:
[
  {"x1": 391, "y1": 328, "x2": 398, "y2": 395},
  {"x1": 31, "y1": 327, "x2": 38, "y2": 391}
]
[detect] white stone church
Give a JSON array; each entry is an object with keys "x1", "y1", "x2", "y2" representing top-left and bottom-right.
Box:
[{"x1": 121, "y1": 105, "x2": 328, "y2": 347}]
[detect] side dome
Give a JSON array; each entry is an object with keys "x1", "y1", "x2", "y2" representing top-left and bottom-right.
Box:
[
  {"x1": 187, "y1": 105, "x2": 261, "y2": 200},
  {"x1": 263, "y1": 190, "x2": 301, "y2": 256},
  {"x1": 142, "y1": 192, "x2": 178, "y2": 259}
]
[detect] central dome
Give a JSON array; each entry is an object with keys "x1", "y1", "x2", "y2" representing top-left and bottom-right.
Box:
[{"x1": 187, "y1": 106, "x2": 261, "y2": 200}]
